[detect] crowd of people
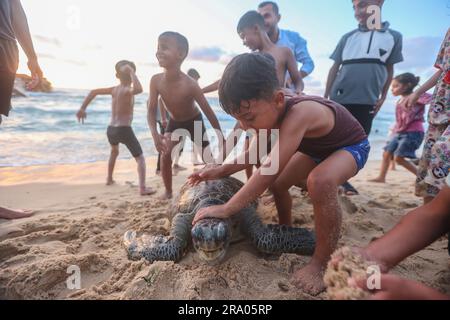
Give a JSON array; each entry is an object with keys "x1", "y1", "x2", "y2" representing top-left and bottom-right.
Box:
[{"x1": 0, "y1": 0, "x2": 448, "y2": 299}]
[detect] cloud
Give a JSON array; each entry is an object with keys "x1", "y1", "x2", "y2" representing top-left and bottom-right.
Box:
[
  {"x1": 38, "y1": 53, "x2": 86, "y2": 66},
  {"x1": 62, "y1": 59, "x2": 87, "y2": 66},
  {"x1": 396, "y1": 36, "x2": 443, "y2": 73},
  {"x1": 38, "y1": 52, "x2": 57, "y2": 59},
  {"x1": 82, "y1": 44, "x2": 103, "y2": 51},
  {"x1": 304, "y1": 77, "x2": 323, "y2": 88},
  {"x1": 188, "y1": 46, "x2": 227, "y2": 62},
  {"x1": 33, "y1": 34, "x2": 61, "y2": 47}
]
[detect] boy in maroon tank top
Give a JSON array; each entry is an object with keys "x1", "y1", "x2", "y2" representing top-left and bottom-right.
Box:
[{"x1": 188, "y1": 53, "x2": 370, "y2": 295}]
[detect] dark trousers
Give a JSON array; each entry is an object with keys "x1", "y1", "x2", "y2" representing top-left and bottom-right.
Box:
[
  {"x1": 0, "y1": 71, "x2": 15, "y2": 117},
  {"x1": 342, "y1": 104, "x2": 375, "y2": 136}
]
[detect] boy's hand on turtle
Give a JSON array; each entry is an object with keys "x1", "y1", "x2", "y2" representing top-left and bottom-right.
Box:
[
  {"x1": 76, "y1": 109, "x2": 87, "y2": 124},
  {"x1": 192, "y1": 204, "x2": 232, "y2": 225},
  {"x1": 188, "y1": 165, "x2": 222, "y2": 186}
]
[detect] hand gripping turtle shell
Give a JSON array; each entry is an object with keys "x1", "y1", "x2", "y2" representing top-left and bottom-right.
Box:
[{"x1": 123, "y1": 177, "x2": 315, "y2": 264}]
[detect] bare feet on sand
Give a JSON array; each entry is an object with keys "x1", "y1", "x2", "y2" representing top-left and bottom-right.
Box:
[
  {"x1": 140, "y1": 188, "x2": 157, "y2": 196},
  {"x1": 291, "y1": 260, "x2": 327, "y2": 296},
  {"x1": 369, "y1": 177, "x2": 386, "y2": 183},
  {"x1": 159, "y1": 192, "x2": 173, "y2": 200},
  {"x1": 106, "y1": 179, "x2": 116, "y2": 186},
  {"x1": 0, "y1": 207, "x2": 34, "y2": 220}
]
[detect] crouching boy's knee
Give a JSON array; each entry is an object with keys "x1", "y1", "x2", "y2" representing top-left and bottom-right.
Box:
[{"x1": 307, "y1": 173, "x2": 337, "y2": 201}]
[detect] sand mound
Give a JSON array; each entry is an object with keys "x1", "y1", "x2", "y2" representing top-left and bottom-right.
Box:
[{"x1": 324, "y1": 247, "x2": 373, "y2": 300}]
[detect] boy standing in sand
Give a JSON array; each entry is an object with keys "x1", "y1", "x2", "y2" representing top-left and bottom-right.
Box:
[
  {"x1": 190, "y1": 53, "x2": 370, "y2": 295},
  {"x1": 76, "y1": 61, "x2": 155, "y2": 196},
  {"x1": 148, "y1": 32, "x2": 225, "y2": 200}
]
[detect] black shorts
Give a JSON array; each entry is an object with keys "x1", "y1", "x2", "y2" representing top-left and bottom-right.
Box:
[
  {"x1": 107, "y1": 126, "x2": 143, "y2": 158},
  {"x1": 166, "y1": 113, "x2": 210, "y2": 149},
  {"x1": 0, "y1": 39, "x2": 19, "y2": 117},
  {"x1": 342, "y1": 104, "x2": 375, "y2": 136},
  {"x1": 0, "y1": 71, "x2": 14, "y2": 117}
]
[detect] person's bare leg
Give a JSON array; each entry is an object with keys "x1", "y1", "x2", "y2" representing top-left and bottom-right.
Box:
[
  {"x1": 271, "y1": 153, "x2": 317, "y2": 226},
  {"x1": 390, "y1": 157, "x2": 396, "y2": 171},
  {"x1": 173, "y1": 136, "x2": 187, "y2": 172},
  {"x1": 370, "y1": 151, "x2": 391, "y2": 183},
  {"x1": 160, "y1": 133, "x2": 177, "y2": 200},
  {"x1": 394, "y1": 156, "x2": 418, "y2": 176},
  {"x1": 292, "y1": 151, "x2": 358, "y2": 295},
  {"x1": 107, "y1": 145, "x2": 119, "y2": 185},
  {"x1": 0, "y1": 207, "x2": 34, "y2": 219},
  {"x1": 361, "y1": 186, "x2": 450, "y2": 272},
  {"x1": 135, "y1": 154, "x2": 156, "y2": 196},
  {"x1": 193, "y1": 144, "x2": 205, "y2": 165}
]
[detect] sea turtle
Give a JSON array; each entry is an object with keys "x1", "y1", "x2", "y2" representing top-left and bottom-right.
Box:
[{"x1": 123, "y1": 177, "x2": 315, "y2": 264}]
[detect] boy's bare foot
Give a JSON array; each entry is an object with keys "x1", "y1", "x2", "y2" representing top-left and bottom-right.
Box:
[
  {"x1": 0, "y1": 207, "x2": 35, "y2": 220},
  {"x1": 369, "y1": 177, "x2": 386, "y2": 183},
  {"x1": 106, "y1": 179, "x2": 116, "y2": 186},
  {"x1": 159, "y1": 192, "x2": 173, "y2": 200},
  {"x1": 291, "y1": 260, "x2": 326, "y2": 296},
  {"x1": 140, "y1": 188, "x2": 157, "y2": 196}
]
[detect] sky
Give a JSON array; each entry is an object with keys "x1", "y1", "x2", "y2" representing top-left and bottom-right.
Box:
[{"x1": 17, "y1": 0, "x2": 450, "y2": 95}]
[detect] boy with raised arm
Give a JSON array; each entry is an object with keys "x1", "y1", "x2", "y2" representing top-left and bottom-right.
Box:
[{"x1": 77, "y1": 61, "x2": 155, "y2": 196}]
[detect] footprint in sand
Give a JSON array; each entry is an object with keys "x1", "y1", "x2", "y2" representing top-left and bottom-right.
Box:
[
  {"x1": 0, "y1": 242, "x2": 30, "y2": 262},
  {"x1": 339, "y1": 196, "x2": 358, "y2": 214}
]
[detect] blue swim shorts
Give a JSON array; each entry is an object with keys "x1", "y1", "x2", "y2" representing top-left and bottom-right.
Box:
[{"x1": 311, "y1": 139, "x2": 371, "y2": 173}]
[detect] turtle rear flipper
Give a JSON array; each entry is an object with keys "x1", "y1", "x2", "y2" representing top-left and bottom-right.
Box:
[
  {"x1": 241, "y1": 208, "x2": 316, "y2": 256},
  {"x1": 252, "y1": 224, "x2": 316, "y2": 256}
]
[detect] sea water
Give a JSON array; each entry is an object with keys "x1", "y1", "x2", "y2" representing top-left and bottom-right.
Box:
[{"x1": 0, "y1": 89, "x2": 397, "y2": 168}]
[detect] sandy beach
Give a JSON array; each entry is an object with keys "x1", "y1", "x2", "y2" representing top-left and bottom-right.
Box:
[{"x1": 0, "y1": 158, "x2": 449, "y2": 300}]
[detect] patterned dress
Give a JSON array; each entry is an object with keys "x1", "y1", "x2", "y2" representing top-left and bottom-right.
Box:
[{"x1": 416, "y1": 28, "x2": 450, "y2": 198}]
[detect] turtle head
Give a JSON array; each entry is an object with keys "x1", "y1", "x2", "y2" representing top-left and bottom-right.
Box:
[{"x1": 191, "y1": 218, "x2": 231, "y2": 264}]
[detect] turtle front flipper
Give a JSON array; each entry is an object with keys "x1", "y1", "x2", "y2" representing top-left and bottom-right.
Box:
[
  {"x1": 123, "y1": 230, "x2": 187, "y2": 263},
  {"x1": 123, "y1": 212, "x2": 193, "y2": 263},
  {"x1": 241, "y1": 208, "x2": 316, "y2": 256}
]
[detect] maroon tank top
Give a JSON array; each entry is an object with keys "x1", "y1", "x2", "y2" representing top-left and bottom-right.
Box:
[{"x1": 284, "y1": 95, "x2": 367, "y2": 159}]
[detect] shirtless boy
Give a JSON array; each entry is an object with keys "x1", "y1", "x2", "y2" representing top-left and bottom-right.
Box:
[
  {"x1": 77, "y1": 60, "x2": 155, "y2": 196},
  {"x1": 147, "y1": 32, "x2": 225, "y2": 200}
]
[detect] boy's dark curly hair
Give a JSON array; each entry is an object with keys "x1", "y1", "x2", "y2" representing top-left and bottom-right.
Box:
[{"x1": 219, "y1": 52, "x2": 279, "y2": 115}]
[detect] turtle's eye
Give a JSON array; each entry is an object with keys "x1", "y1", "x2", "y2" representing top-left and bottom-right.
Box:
[{"x1": 215, "y1": 222, "x2": 228, "y2": 240}]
